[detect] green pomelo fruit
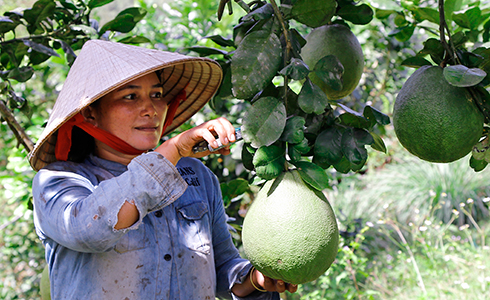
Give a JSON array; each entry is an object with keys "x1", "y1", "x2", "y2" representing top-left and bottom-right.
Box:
[
  {"x1": 242, "y1": 170, "x2": 339, "y2": 284},
  {"x1": 40, "y1": 265, "x2": 51, "y2": 300},
  {"x1": 393, "y1": 65, "x2": 484, "y2": 163},
  {"x1": 302, "y1": 24, "x2": 364, "y2": 100}
]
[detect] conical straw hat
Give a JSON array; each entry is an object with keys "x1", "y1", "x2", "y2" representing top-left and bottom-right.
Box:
[{"x1": 28, "y1": 39, "x2": 222, "y2": 171}]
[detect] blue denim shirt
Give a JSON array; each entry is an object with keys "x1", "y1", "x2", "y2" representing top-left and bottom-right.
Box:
[{"x1": 32, "y1": 152, "x2": 278, "y2": 300}]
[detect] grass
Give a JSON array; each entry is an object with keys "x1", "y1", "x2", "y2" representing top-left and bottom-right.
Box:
[
  {"x1": 326, "y1": 154, "x2": 490, "y2": 226},
  {"x1": 282, "y1": 148, "x2": 490, "y2": 300}
]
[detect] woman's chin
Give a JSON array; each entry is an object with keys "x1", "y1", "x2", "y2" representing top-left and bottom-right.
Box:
[{"x1": 132, "y1": 140, "x2": 159, "y2": 151}]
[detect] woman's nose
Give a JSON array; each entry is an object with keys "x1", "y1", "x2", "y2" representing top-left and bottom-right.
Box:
[{"x1": 140, "y1": 96, "x2": 158, "y2": 117}]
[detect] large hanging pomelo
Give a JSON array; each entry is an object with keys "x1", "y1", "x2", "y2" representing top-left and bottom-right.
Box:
[
  {"x1": 302, "y1": 24, "x2": 364, "y2": 100},
  {"x1": 242, "y1": 170, "x2": 339, "y2": 284},
  {"x1": 393, "y1": 65, "x2": 484, "y2": 163},
  {"x1": 40, "y1": 265, "x2": 51, "y2": 300}
]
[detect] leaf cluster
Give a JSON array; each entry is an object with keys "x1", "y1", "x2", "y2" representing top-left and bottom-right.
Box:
[
  {"x1": 0, "y1": 0, "x2": 149, "y2": 115},
  {"x1": 370, "y1": 1, "x2": 490, "y2": 172},
  {"x1": 193, "y1": 0, "x2": 388, "y2": 190}
]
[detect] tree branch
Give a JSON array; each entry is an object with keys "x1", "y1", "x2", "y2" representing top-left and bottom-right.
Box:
[{"x1": 0, "y1": 100, "x2": 34, "y2": 153}]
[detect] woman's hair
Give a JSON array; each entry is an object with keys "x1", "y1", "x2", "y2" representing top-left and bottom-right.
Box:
[
  {"x1": 67, "y1": 126, "x2": 95, "y2": 162},
  {"x1": 66, "y1": 99, "x2": 100, "y2": 162}
]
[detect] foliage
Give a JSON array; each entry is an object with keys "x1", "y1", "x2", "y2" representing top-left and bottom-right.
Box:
[
  {"x1": 327, "y1": 151, "x2": 490, "y2": 226},
  {"x1": 284, "y1": 207, "x2": 490, "y2": 300},
  {"x1": 1, "y1": 0, "x2": 490, "y2": 298}
]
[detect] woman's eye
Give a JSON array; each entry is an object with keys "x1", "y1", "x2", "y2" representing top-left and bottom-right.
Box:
[
  {"x1": 151, "y1": 91, "x2": 163, "y2": 99},
  {"x1": 123, "y1": 94, "x2": 137, "y2": 100}
]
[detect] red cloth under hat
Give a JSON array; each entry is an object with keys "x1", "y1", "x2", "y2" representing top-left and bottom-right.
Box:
[{"x1": 55, "y1": 89, "x2": 186, "y2": 161}]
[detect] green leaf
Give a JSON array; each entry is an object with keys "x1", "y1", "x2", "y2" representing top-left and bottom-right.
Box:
[
  {"x1": 418, "y1": 38, "x2": 445, "y2": 65},
  {"x1": 370, "y1": 132, "x2": 387, "y2": 153},
  {"x1": 444, "y1": 0, "x2": 463, "y2": 24},
  {"x1": 470, "y1": 155, "x2": 488, "y2": 172},
  {"x1": 450, "y1": 31, "x2": 468, "y2": 49},
  {"x1": 313, "y1": 55, "x2": 344, "y2": 91},
  {"x1": 412, "y1": 7, "x2": 439, "y2": 24},
  {"x1": 231, "y1": 30, "x2": 282, "y2": 99},
  {"x1": 0, "y1": 16, "x2": 19, "y2": 34},
  {"x1": 293, "y1": 137, "x2": 311, "y2": 154},
  {"x1": 8, "y1": 67, "x2": 34, "y2": 82},
  {"x1": 314, "y1": 127, "x2": 343, "y2": 166},
  {"x1": 220, "y1": 178, "x2": 249, "y2": 204},
  {"x1": 337, "y1": 3, "x2": 374, "y2": 25},
  {"x1": 88, "y1": 0, "x2": 115, "y2": 9},
  {"x1": 23, "y1": 40, "x2": 59, "y2": 58},
  {"x1": 443, "y1": 65, "x2": 486, "y2": 87},
  {"x1": 242, "y1": 143, "x2": 255, "y2": 171},
  {"x1": 23, "y1": 0, "x2": 56, "y2": 26},
  {"x1": 333, "y1": 156, "x2": 351, "y2": 174},
  {"x1": 117, "y1": 35, "x2": 152, "y2": 44},
  {"x1": 298, "y1": 78, "x2": 330, "y2": 115},
  {"x1": 280, "y1": 116, "x2": 305, "y2": 144},
  {"x1": 341, "y1": 128, "x2": 372, "y2": 165},
  {"x1": 242, "y1": 96, "x2": 287, "y2": 148},
  {"x1": 278, "y1": 58, "x2": 310, "y2": 81},
  {"x1": 401, "y1": 56, "x2": 433, "y2": 68},
  {"x1": 291, "y1": 0, "x2": 337, "y2": 28},
  {"x1": 242, "y1": 3, "x2": 274, "y2": 21},
  {"x1": 288, "y1": 144, "x2": 302, "y2": 162},
  {"x1": 293, "y1": 161, "x2": 330, "y2": 191},
  {"x1": 205, "y1": 35, "x2": 235, "y2": 48},
  {"x1": 452, "y1": 7, "x2": 482, "y2": 30},
  {"x1": 389, "y1": 24, "x2": 415, "y2": 42},
  {"x1": 117, "y1": 7, "x2": 147, "y2": 23},
  {"x1": 253, "y1": 145, "x2": 286, "y2": 180},
  {"x1": 464, "y1": 6, "x2": 482, "y2": 30},
  {"x1": 99, "y1": 14, "x2": 137, "y2": 34},
  {"x1": 375, "y1": 9, "x2": 397, "y2": 19},
  {"x1": 338, "y1": 113, "x2": 371, "y2": 129},
  {"x1": 363, "y1": 106, "x2": 391, "y2": 127},
  {"x1": 59, "y1": 0, "x2": 77, "y2": 10},
  {"x1": 187, "y1": 46, "x2": 229, "y2": 56}
]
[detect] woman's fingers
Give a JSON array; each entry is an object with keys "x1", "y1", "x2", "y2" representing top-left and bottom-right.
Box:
[
  {"x1": 195, "y1": 117, "x2": 236, "y2": 152},
  {"x1": 258, "y1": 272, "x2": 298, "y2": 294}
]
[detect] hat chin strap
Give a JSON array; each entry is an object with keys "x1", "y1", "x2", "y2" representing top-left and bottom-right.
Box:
[{"x1": 55, "y1": 89, "x2": 186, "y2": 161}]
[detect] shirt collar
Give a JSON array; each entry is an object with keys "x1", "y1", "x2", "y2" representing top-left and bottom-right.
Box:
[{"x1": 86, "y1": 153, "x2": 128, "y2": 176}]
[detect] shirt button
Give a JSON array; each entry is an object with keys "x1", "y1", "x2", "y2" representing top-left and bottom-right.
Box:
[
  {"x1": 154, "y1": 210, "x2": 163, "y2": 218},
  {"x1": 164, "y1": 254, "x2": 172, "y2": 261}
]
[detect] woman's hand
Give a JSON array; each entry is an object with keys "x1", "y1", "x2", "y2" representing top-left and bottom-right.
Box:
[
  {"x1": 156, "y1": 117, "x2": 236, "y2": 165},
  {"x1": 253, "y1": 268, "x2": 298, "y2": 294},
  {"x1": 231, "y1": 267, "x2": 298, "y2": 297}
]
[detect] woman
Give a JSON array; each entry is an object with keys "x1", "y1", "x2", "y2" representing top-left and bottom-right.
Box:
[{"x1": 29, "y1": 40, "x2": 297, "y2": 299}]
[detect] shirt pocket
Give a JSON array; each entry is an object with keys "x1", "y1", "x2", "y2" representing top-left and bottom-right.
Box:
[
  {"x1": 114, "y1": 222, "x2": 149, "y2": 254},
  {"x1": 177, "y1": 201, "x2": 211, "y2": 255}
]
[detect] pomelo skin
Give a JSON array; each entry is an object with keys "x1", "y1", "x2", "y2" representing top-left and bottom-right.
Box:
[
  {"x1": 242, "y1": 170, "x2": 339, "y2": 285},
  {"x1": 302, "y1": 24, "x2": 364, "y2": 100},
  {"x1": 393, "y1": 65, "x2": 484, "y2": 163},
  {"x1": 40, "y1": 265, "x2": 51, "y2": 300}
]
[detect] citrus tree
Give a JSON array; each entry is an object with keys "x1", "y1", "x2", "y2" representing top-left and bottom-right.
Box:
[
  {"x1": 1, "y1": 0, "x2": 490, "y2": 295},
  {"x1": 186, "y1": 0, "x2": 489, "y2": 187}
]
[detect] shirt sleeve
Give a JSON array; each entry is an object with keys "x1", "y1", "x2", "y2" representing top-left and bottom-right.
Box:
[
  {"x1": 198, "y1": 163, "x2": 278, "y2": 300},
  {"x1": 32, "y1": 152, "x2": 187, "y2": 253}
]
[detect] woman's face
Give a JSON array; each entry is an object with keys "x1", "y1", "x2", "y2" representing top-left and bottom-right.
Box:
[{"x1": 84, "y1": 72, "x2": 169, "y2": 161}]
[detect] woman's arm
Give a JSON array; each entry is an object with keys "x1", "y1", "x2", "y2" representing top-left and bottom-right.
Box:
[{"x1": 33, "y1": 153, "x2": 186, "y2": 252}]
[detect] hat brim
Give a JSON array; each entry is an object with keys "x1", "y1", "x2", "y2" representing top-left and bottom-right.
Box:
[{"x1": 28, "y1": 40, "x2": 222, "y2": 171}]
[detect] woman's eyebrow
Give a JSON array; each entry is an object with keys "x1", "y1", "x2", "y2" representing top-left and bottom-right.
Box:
[{"x1": 116, "y1": 83, "x2": 163, "y2": 92}]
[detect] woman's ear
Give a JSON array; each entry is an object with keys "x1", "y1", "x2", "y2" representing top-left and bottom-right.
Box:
[{"x1": 81, "y1": 106, "x2": 97, "y2": 125}]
